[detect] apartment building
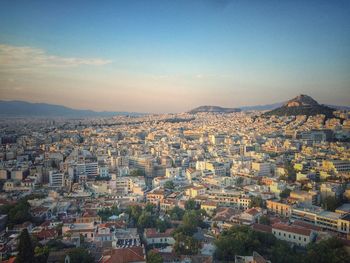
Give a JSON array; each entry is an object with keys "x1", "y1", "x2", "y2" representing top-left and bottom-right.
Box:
[
  {"x1": 208, "y1": 189, "x2": 251, "y2": 210},
  {"x1": 266, "y1": 200, "x2": 293, "y2": 217},
  {"x1": 291, "y1": 206, "x2": 350, "y2": 234},
  {"x1": 49, "y1": 171, "x2": 64, "y2": 188}
]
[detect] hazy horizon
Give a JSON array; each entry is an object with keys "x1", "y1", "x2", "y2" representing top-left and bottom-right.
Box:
[{"x1": 1, "y1": 1, "x2": 349, "y2": 113}]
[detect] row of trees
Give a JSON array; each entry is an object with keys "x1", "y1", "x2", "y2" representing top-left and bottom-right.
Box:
[
  {"x1": 171, "y1": 200, "x2": 208, "y2": 255},
  {"x1": 97, "y1": 205, "x2": 120, "y2": 221},
  {"x1": 214, "y1": 225, "x2": 348, "y2": 263},
  {"x1": 126, "y1": 203, "x2": 171, "y2": 232},
  {"x1": 15, "y1": 229, "x2": 95, "y2": 263}
]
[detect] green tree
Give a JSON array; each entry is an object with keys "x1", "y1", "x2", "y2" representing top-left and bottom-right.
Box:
[
  {"x1": 130, "y1": 169, "x2": 144, "y2": 177},
  {"x1": 173, "y1": 232, "x2": 200, "y2": 255},
  {"x1": 183, "y1": 210, "x2": 201, "y2": 229},
  {"x1": 280, "y1": 188, "x2": 291, "y2": 199},
  {"x1": 236, "y1": 177, "x2": 244, "y2": 186},
  {"x1": 285, "y1": 162, "x2": 296, "y2": 182},
  {"x1": 249, "y1": 196, "x2": 264, "y2": 208},
  {"x1": 15, "y1": 229, "x2": 35, "y2": 263},
  {"x1": 126, "y1": 205, "x2": 142, "y2": 226},
  {"x1": 321, "y1": 196, "x2": 341, "y2": 212},
  {"x1": 156, "y1": 218, "x2": 171, "y2": 233},
  {"x1": 137, "y1": 211, "x2": 156, "y2": 230},
  {"x1": 304, "y1": 237, "x2": 348, "y2": 263},
  {"x1": 34, "y1": 245, "x2": 49, "y2": 263},
  {"x1": 270, "y1": 241, "x2": 300, "y2": 263},
  {"x1": 98, "y1": 205, "x2": 120, "y2": 222},
  {"x1": 214, "y1": 225, "x2": 300, "y2": 262},
  {"x1": 168, "y1": 206, "x2": 185, "y2": 221},
  {"x1": 145, "y1": 202, "x2": 156, "y2": 213},
  {"x1": 258, "y1": 215, "x2": 271, "y2": 225},
  {"x1": 2, "y1": 199, "x2": 32, "y2": 228},
  {"x1": 185, "y1": 199, "x2": 197, "y2": 210},
  {"x1": 147, "y1": 250, "x2": 163, "y2": 263},
  {"x1": 67, "y1": 248, "x2": 94, "y2": 263},
  {"x1": 164, "y1": 180, "x2": 175, "y2": 190}
]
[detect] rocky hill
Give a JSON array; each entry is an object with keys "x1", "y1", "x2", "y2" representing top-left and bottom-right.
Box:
[{"x1": 264, "y1": 95, "x2": 335, "y2": 118}]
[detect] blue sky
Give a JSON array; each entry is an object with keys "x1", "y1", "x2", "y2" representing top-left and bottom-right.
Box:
[{"x1": 0, "y1": 0, "x2": 349, "y2": 112}]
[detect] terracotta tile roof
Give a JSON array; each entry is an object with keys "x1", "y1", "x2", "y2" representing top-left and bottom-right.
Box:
[
  {"x1": 244, "y1": 208, "x2": 260, "y2": 216},
  {"x1": 292, "y1": 220, "x2": 322, "y2": 231},
  {"x1": 252, "y1": 223, "x2": 272, "y2": 233},
  {"x1": 213, "y1": 207, "x2": 239, "y2": 221},
  {"x1": 2, "y1": 257, "x2": 16, "y2": 263},
  {"x1": 272, "y1": 222, "x2": 311, "y2": 236},
  {"x1": 145, "y1": 228, "x2": 174, "y2": 238},
  {"x1": 33, "y1": 228, "x2": 58, "y2": 240},
  {"x1": 100, "y1": 247, "x2": 145, "y2": 263}
]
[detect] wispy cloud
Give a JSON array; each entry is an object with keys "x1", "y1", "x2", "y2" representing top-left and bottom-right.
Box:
[{"x1": 0, "y1": 44, "x2": 111, "y2": 70}]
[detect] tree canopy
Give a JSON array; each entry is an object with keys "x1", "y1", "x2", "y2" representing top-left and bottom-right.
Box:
[
  {"x1": 147, "y1": 250, "x2": 163, "y2": 263},
  {"x1": 164, "y1": 180, "x2": 175, "y2": 190},
  {"x1": 0, "y1": 199, "x2": 32, "y2": 228},
  {"x1": 67, "y1": 248, "x2": 94, "y2": 263},
  {"x1": 15, "y1": 229, "x2": 35, "y2": 263},
  {"x1": 214, "y1": 226, "x2": 349, "y2": 263}
]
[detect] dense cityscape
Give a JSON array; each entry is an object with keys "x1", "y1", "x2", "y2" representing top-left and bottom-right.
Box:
[
  {"x1": 0, "y1": 94, "x2": 349, "y2": 263},
  {"x1": 1, "y1": 1, "x2": 350, "y2": 263}
]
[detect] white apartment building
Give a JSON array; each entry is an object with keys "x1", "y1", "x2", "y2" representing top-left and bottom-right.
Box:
[{"x1": 49, "y1": 171, "x2": 64, "y2": 188}]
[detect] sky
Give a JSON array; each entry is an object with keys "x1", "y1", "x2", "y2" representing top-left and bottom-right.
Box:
[{"x1": 0, "y1": 0, "x2": 349, "y2": 113}]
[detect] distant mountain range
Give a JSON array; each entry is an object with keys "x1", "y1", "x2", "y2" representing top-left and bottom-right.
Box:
[
  {"x1": 264, "y1": 94, "x2": 336, "y2": 118},
  {"x1": 188, "y1": 105, "x2": 241, "y2": 114},
  {"x1": 0, "y1": 100, "x2": 142, "y2": 118},
  {"x1": 0, "y1": 98, "x2": 348, "y2": 118}
]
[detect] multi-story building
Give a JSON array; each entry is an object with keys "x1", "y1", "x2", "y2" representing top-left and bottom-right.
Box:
[
  {"x1": 49, "y1": 171, "x2": 64, "y2": 188},
  {"x1": 99, "y1": 165, "x2": 109, "y2": 177},
  {"x1": 146, "y1": 189, "x2": 165, "y2": 205},
  {"x1": 208, "y1": 189, "x2": 251, "y2": 210},
  {"x1": 266, "y1": 200, "x2": 293, "y2": 217},
  {"x1": 291, "y1": 206, "x2": 350, "y2": 234},
  {"x1": 290, "y1": 190, "x2": 319, "y2": 206},
  {"x1": 186, "y1": 185, "x2": 206, "y2": 198},
  {"x1": 85, "y1": 162, "x2": 98, "y2": 177},
  {"x1": 320, "y1": 183, "x2": 344, "y2": 200},
  {"x1": 252, "y1": 162, "x2": 271, "y2": 177},
  {"x1": 322, "y1": 160, "x2": 350, "y2": 174}
]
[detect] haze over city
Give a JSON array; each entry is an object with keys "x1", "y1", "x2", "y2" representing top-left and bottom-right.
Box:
[{"x1": 0, "y1": 0, "x2": 349, "y2": 113}]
